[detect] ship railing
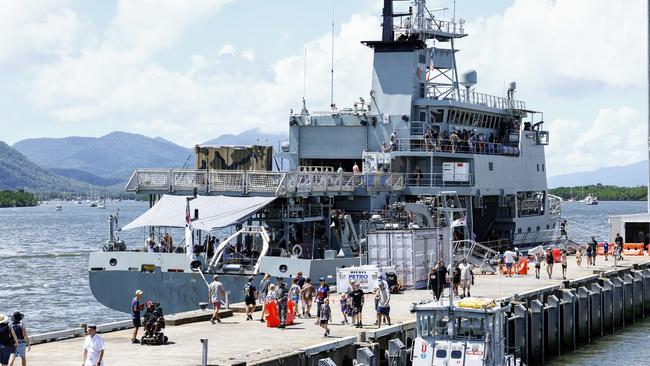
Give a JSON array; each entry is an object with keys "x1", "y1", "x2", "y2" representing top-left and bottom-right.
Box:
[
  {"x1": 395, "y1": 17, "x2": 466, "y2": 37},
  {"x1": 512, "y1": 229, "x2": 561, "y2": 247},
  {"x1": 364, "y1": 172, "x2": 405, "y2": 191},
  {"x1": 395, "y1": 137, "x2": 520, "y2": 156},
  {"x1": 453, "y1": 239, "x2": 500, "y2": 273},
  {"x1": 208, "y1": 171, "x2": 246, "y2": 192},
  {"x1": 125, "y1": 169, "x2": 210, "y2": 193},
  {"x1": 247, "y1": 171, "x2": 285, "y2": 193},
  {"x1": 404, "y1": 172, "x2": 473, "y2": 188},
  {"x1": 547, "y1": 194, "x2": 562, "y2": 218},
  {"x1": 428, "y1": 88, "x2": 526, "y2": 110}
]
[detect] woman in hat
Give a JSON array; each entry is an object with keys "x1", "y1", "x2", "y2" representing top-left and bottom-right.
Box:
[{"x1": 8, "y1": 312, "x2": 30, "y2": 366}]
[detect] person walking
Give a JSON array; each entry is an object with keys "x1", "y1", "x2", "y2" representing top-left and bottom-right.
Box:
[
  {"x1": 545, "y1": 249, "x2": 555, "y2": 279},
  {"x1": 300, "y1": 278, "x2": 316, "y2": 317},
  {"x1": 430, "y1": 260, "x2": 448, "y2": 301},
  {"x1": 534, "y1": 252, "x2": 543, "y2": 279},
  {"x1": 295, "y1": 271, "x2": 305, "y2": 289},
  {"x1": 339, "y1": 293, "x2": 350, "y2": 325},
  {"x1": 275, "y1": 277, "x2": 288, "y2": 328},
  {"x1": 376, "y1": 281, "x2": 391, "y2": 328},
  {"x1": 289, "y1": 278, "x2": 301, "y2": 317},
  {"x1": 349, "y1": 280, "x2": 365, "y2": 328},
  {"x1": 208, "y1": 275, "x2": 225, "y2": 324},
  {"x1": 459, "y1": 260, "x2": 473, "y2": 297},
  {"x1": 575, "y1": 249, "x2": 582, "y2": 267},
  {"x1": 590, "y1": 236, "x2": 598, "y2": 265},
  {"x1": 503, "y1": 248, "x2": 516, "y2": 277},
  {"x1": 258, "y1": 273, "x2": 271, "y2": 322},
  {"x1": 586, "y1": 244, "x2": 593, "y2": 266},
  {"x1": 320, "y1": 299, "x2": 331, "y2": 337},
  {"x1": 8, "y1": 312, "x2": 30, "y2": 366},
  {"x1": 82, "y1": 325, "x2": 104, "y2": 366},
  {"x1": 315, "y1": 278, "x2": 330, "y2": 323},
  {"x1": 603, "y1": 241, "x2": 609, "y2": 261},
  {"x1": 0, "y1": 314, "x2": 12, "y2": 366},
  {"x1": 560, "y1": 250, "x2": 568, "y2": 280},
  {"x1": 131, "y1": 289, "x2": 144, "y2": 343},
  {"x1": 615, "y1": 233, "x2": 624, "y2": 260},
  {"x1": 452, "y1": 263, "x2": 461, "y2": 297},
  {"x1": 243, "y1": 276, "x2": 257, "y2": 321}
]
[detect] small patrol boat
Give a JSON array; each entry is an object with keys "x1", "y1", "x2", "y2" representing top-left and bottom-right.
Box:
[{"x1": 412, "y1": 297, "x2": 523, "y2": 366}]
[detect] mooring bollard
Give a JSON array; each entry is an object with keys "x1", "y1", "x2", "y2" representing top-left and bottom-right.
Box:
[
  {"x1": 225, "y1": 291, "x2": 230, "y2": 309},
  {"x1": 201, "y1": 338, "x2": 208, "y2": 366}
]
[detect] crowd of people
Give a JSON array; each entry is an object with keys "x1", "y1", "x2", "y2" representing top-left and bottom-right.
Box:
[{"x1": 0, "y1": 313, "x2": 31, "y2": 366}]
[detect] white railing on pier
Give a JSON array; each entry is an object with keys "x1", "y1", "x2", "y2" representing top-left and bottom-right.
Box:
[{"x1": 126, "y1": 170, "x2": 405, "y2": 195}]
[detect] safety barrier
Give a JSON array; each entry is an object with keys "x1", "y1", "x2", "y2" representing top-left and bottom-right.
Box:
[
  {"x1": 623, "y1": 243, "x2": 645, "y2": 256},
  {"x1": 597, "y1": 243, "x2": 615, "y2": 256},
  {"x1": 501, "y1": 258, "x2": 528, "y2": 275}
]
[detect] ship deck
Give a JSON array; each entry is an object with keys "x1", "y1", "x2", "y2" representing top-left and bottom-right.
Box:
[{"x1": 29, "y1": 255, "x2": 650, "y2": 366}]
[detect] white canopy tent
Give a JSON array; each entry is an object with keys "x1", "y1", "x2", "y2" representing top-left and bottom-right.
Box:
[{"x1": 121, "y1": 195, "x2": 276, "y2": 232}]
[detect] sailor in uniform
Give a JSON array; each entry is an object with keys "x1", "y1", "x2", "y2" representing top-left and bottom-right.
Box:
[{"x1": 275, "y1": 277, "x2": 288, "y2": 328}]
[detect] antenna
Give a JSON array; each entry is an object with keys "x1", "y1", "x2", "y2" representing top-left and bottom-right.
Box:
[
  {"x1": 330, "y1": 0, "x2": 335, "y2": 107},
  {"x1": 303, "y1": 43, "x2": 307, "y2": 100}
]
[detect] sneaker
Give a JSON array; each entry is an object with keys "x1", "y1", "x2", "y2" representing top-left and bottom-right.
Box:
[
  {"x1": 210, "y1": 319, "x2": 215, "y2": 325},
  {"x1": 216, "y1": 319, "x2": 222, "y2": 323},
  {"x1": 279, "y1": 324, "x2": 285, "y2": 329},
  {"x1": 260, "y1": 318, "x2": 265, "y2": 323},
  {"x1": 325, "y1": 330, "x2": 330, "y2": 337},
  {"x1": 132, "y1": 339, "x2": 140, "y2": 344}
]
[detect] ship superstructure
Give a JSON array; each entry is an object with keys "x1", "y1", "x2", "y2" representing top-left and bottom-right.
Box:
[{"x1": 89, "y1": 0, "x2": 561, "y2": 314}]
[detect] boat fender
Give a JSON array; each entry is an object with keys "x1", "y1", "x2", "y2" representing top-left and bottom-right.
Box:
[{"x1": 291, "y1": 244, "x2": 303, "y2": 258}]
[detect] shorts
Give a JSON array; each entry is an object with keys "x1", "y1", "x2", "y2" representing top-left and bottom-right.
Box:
[
  {"x1": 319, "y1": 319, "x2": 329, "y2": 325},
  {"x1": 505, "y1": 263, "x2": 513, "y2": 269},
  {"x1": 377, "y1": 306, "x2": 390, "y2": 315},
  {"x1": 245, "y1": 296, "x2": 256, "y2": 306},
  {"x1": 461, "y1": 279, "x2": 471, "y2": 289},
  {"x1": 302, "y1": 298, "x2": 313, "y2": 307},
  {"x1": 213, "y1": 301, "x2": 222, "y2": 310},
  {"x1": 291, "y1": 295, "x2": 299, "y2": 304},
  {"x1": 13, "y1": 341, "x2": 26, "y2": 358},
  {"x1": 132, "y1": 317, "x2": 142, "y2": 327},
  {"x1": 351, "y1": 305, "x2": 363, "y2": 315},
  {"x1": 562, "y1": 264, "x2": 567, "y2": 269},
  {"x1": 0, "y1": 345, "x2": 11, "y2": 364}
]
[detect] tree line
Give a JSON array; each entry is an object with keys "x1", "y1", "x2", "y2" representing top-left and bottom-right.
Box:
[
  {"x1": 550, "y1": 184, "x2": 648, "y2": 201},
  {"x1": 0, "y1": 190, "x2": 38, "y2": 207}
]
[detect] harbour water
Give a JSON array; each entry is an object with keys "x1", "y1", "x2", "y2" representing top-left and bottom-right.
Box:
[{"x1": 1, "y1": 200, "x2": 649, "y2": 356}]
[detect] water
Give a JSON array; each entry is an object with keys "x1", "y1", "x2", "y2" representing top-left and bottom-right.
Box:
[{"x1": 1, "y1": 199, "x2": 649, "y2": 365}]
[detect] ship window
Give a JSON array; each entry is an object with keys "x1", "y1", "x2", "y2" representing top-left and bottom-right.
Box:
[
  {"x1": 536, "y1": 226, "x2": 540, "y2": 231},
  {"x1": 537, "y1": 164, "x2": 539, "y2": 172},
  {"x1": 542, "y1": 164, "x2": 545, "y2": 172},
  {"x1": 527, "y1": 227, "x2": 531, "y2": 232},
  {"x1": 436, "y1": 350, "x2": 447, "y2": 358},
  {"x1": 553, "y1": 223, "x2": 556, "y2": 229},
  {"x1": 518, "y1": 228, "x2": 522, "y2": 234},
  {"x1": 451, "y1": 350, "x2": 463, "y2": 359},
  {"x1": 419, "y1": 111, "x2": 426, "y2": 122},
  {"x1": 546, "y1": 225, "x2": 550, "y2": 230},
  {"x1": 420, "y1": 82, "x2": 425, "y2": 98},
  {"x1": 489, "y1": 162, "x2": 493, "y2": 171}
]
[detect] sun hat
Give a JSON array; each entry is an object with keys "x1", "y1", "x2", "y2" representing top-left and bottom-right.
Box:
[
  {"x1": 87, "y1": 324, "x2": 97, "y2": 330},
  {"x1": 0, "y1": 314, "x2": 7, "y2": 324},
  {"x1": 135, "y1": 289, "x2": 143, "y2": 296}
]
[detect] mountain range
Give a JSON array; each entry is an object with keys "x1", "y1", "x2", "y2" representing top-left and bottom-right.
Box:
[{"x1": 548, "y1": 160, "x2": 647, "y2": 188}]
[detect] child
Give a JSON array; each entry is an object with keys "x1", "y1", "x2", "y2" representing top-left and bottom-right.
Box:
[
  {"x1": 561, "y1": 250, "x2": 568, "y2": 280},
  {"x1": 320, "y1": 298, "x2": 331, "y2": 337},
  {"x1": 534, "y1": 252, "x2": 542, "y2": 279},
  {"x1": 340, "y1": 293, "x2": 350, "y2": 325},
  {"x1": 576, "y1": 249, "x2": 582, "y2": 267},
  {"x1": 289, "y1": 278, "x2": 301, "y2": 317}
]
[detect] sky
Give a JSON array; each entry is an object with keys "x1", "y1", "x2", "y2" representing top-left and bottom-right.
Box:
[{"x1": 0, "y1": 0, "x2": 646, "y2": 177}]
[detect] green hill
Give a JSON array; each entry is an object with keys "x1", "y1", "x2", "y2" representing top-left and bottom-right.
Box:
[{"x1": 550, "y1": 184, "x2": 648, "y2": 201}]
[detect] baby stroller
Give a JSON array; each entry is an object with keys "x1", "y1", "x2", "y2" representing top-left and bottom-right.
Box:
[
  {"x1": 385, "y1": 272, "x2": 402, "y2": 294},
  {"x1": 141, "y1": 301, "x2": 168, "y2": 345}
]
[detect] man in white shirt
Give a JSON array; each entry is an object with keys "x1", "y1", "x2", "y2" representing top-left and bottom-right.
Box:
[
  {"x1": 82, "y1": 325, "x2": 104, "y2": 366},
  {"x1": 208, "y1": 275, "x2": 226, "y2": 324},
  {"x1": 503, "y1": 249, "x2": 516, "y2": 277},
  {"x1": 458, "y1": 259, "x2": 473, "y2": 297}
]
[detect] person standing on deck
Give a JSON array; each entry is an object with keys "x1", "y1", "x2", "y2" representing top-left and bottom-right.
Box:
[
  {"x1": 258, "y1": 274, "x2": 271, "y2": 322},
  {"x1": 82, "y1": 325, "x2": 104, "y2": 366},
  {"x1": 534, "y1": 252, "x2": 543, "y2": 279},
  {"x1": 376, "y1": 280, "x2": 391, "y2": 328},
  {"x1": 430, "y1": 260, "x2": 448, "y2": 301},
  {"x1": 289, "y1": 278, "x2": 301, "y2": 317},
  {"x1": 615, "y1": 233, "x2": 624, "y2": 260},
  {"x1": 300, "y1": 278, "x2": 316, "y2": 317},
  {"x1": 320, "y1": 299, "x2": 331, "y2": 337},
  {"x1": 560, "y1": 250, "x2": 568, "y2": 280},
  {"x1": 315, "y1": 278, "x2": 330, "y2": 323},
  {"x1": 603, "y1": 241, "x2": 609, "y2": 261},
  {"x1": 503, "y1": 248, "x2": 515, "y2": 277},
  {"x1": 208, "y1": 275, "x2": 225, "y2": 324},
  {"x1": 130, "y1": 290, "x2": 144, "y2": 343},
  {"x1": 459, "y1": 259, "x2": 473, "y2": 297}
]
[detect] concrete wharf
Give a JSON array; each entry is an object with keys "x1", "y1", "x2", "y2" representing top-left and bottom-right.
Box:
[{"x1": 28, "y1": 256, "x2": 650, "y2": 366}]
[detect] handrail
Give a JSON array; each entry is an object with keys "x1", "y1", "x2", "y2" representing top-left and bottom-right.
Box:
[
  {"x1": 427, "y1": 88, "x2": 526, "y2": 110},
  {"x1": 404, "y1": 173, "x2": 473, "y2": 188},
  {"x1": 395, "y1": 137, "x2": 520, "y2": 156}
]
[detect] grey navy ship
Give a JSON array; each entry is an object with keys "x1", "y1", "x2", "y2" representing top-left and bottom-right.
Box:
[{"x1": 89, "y1": 0, "x2": 562, "y2": 315}]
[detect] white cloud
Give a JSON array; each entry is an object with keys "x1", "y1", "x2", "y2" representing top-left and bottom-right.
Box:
[
  {"x1": 546, "y1": 106, "x2": 645, "y2": 176},
  {"x1": 0, "y1": 0, "x2": 86, "y2": 66},
  {"x1": 31, "y1": 7, "x2": 377, "y2": 145},
  {"x1": 458, "y1": 0, "x2": 645, "y2": 95}
]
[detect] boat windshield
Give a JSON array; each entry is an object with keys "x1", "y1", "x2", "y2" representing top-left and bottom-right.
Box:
[
  {"x1": 454, "y1": 317, "x2": 487, "y2": 340},
  {"x1": 418, "y1": 313, "x2": 451, "y2": 337}
]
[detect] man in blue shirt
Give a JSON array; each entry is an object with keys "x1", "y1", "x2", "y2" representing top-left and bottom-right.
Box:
[
  {"x1": 315, "y1": 278, "x2": 330, "y2": 323},
  {"x1": 131, "y1": 290, "x2": 144, "y2": 344}
]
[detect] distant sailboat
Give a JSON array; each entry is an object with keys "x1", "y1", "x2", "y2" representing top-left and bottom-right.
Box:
[{"x1": 585, "y1": 194, "x2": 599, "y2": 205}]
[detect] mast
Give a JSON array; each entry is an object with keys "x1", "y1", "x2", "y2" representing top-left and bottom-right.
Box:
[
  {"x1": 647, "y1": 0, "x2": 650, "y2": 212},
  {"x1": 382, "y1": 0, "x2": 394, "y2": 42}
]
